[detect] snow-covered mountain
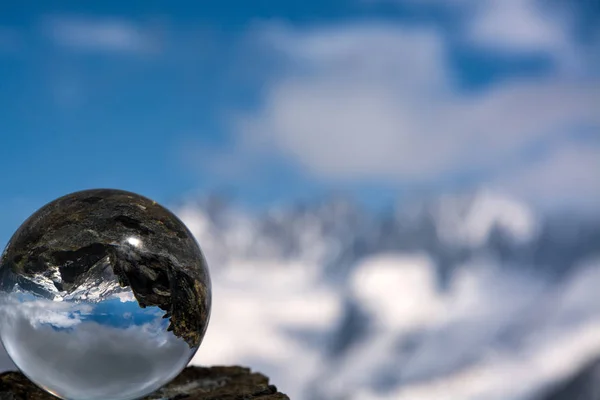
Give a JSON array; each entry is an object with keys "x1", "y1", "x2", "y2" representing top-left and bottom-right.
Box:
[
  {"x1": 177, "y1": 190, "x2": 600, "y2": 400},
  {"x1": 178, "y1": 189, "x2": 599, "y2": 282}
]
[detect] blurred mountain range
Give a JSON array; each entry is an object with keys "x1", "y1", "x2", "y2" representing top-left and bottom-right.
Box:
[
  {"x1": 181, "y1": 189, "x2": 600, "y2": 277},
  {"x1": 178, "y1": 189, "x2": 600, "y2": 400},
  {"x1": 2, "y1": 189, "x2": 599, "y2": 399}
]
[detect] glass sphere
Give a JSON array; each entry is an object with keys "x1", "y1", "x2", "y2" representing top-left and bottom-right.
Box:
[{"x1": 0, "y1": 189, "x2": 211, "y2": 400}]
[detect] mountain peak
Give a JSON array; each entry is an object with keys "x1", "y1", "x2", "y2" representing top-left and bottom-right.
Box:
[{"x1": 432, "y1": 189, "x2": 539, "y2": 247}]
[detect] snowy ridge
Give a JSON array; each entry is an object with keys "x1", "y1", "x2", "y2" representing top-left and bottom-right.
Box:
[
  {"x1": 174, "y1": 190, "x2": 600, "y2": 399},
  {"x1": 8, "y1": 255, "x2": 130, "y2": 303},
  {"x1": 178, "y1": 190, "x2": 558, "y2": 280},
  {"x1": 432, "y1": 189, "x2": 539, "y2": 247}
]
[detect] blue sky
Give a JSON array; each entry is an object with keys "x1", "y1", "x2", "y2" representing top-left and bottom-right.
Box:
[{"x1": 0, "y1": 0, "x2": 599, "y2": 245}]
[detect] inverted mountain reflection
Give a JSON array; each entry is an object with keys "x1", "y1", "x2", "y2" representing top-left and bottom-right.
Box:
[{"x1": 0, "y1": 290, "x2": 195, "y2": 400}]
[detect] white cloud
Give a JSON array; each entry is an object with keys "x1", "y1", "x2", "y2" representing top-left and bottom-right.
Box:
[
  {"x1": 235, "y1": 24, "x2": 449, "y2": 181},
  {"x1": 43, "y1": 16, "x2": 159, "y2": 54},
  {"x1": 367, "y1": 0, "x2": 574, "y2": 57},
  {"x1": 466, "y1": 0, "x2": 566, "y2": 51},
  {"x1": 462, "y1": 0, "x2": 593, "y2": 75},
  {"x1": 227, "y1": 22, "x2": 600, "y2": 211}
]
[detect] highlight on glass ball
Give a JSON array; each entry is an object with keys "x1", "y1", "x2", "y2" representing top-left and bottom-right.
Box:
[{"x1": 0, "y1": 189, "x2": 211, "y2": 400}]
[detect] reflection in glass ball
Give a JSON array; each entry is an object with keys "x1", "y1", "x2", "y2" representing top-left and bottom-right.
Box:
[{"x1": 0, "y1": 189, "x2": 211, "y2": 400}]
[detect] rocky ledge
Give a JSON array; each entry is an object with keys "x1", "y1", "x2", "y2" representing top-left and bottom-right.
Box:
[{"x1": 0, "y1": 366, "x2": 289, "y2": 400}]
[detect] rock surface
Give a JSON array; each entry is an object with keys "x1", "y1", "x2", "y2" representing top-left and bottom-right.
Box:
[{"x1": 0, "y1": 365, "x2": 289, "y2": 400}]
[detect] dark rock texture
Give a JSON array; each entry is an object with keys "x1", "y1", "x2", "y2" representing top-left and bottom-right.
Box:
[{"x1": 0, "y1": 366, "x2": 289, "y2": 400}]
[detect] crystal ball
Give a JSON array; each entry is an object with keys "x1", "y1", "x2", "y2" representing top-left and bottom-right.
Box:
[{"x1": 0, "y1": 189, "x2": 211, "y2": 400}]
